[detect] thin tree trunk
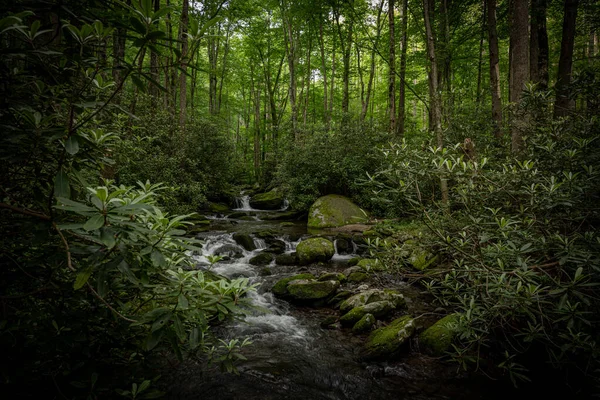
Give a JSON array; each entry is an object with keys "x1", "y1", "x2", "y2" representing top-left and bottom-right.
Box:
[
  {"x1": 388, "y1": 0, "x2": 396, "y2": 133},
  {"x1": 149, "y1": 0, "x2": 160, "y2": 101},
  {"x1": 303, "y1": 35, "x2": 312, "y2": 127},
  {"x1": 530, "y1": 0, "x2": 549, "y2": 89},
  {"x1": 397, "y1": 0, "x2": 408, "y2": 136},
  {"x1": 509, "y1": 0, "x2": 529, "y2": 152},
  {"x1": 423, "y1": 0, "x2": 448, "y2": 205},
  {"x1": 319, "y1": 20, "x2": 329, "y2": 126},
  {"x1": 112, "y1": 27, "x2": 127, "y2": 104},
  {"x1": 362, "y1": 0, "x2": 384, "y2": 123},
  {"x1": 487, "y1": 0, "x2": 503, "y2": 138},
  {"x1": 217, "y1": 25, "x2": 231, "y2": 115},
  {"x1": 178, "y1": 0, "x2": 190, "y2": 129},
  {"x1": 329, "y1": 30, "x2": 336, "y2": 126},
  {"x1": 476, "y1": 0, "x2": 486, "y2": 106},
  {"x1": 440, "y1": 0, "x2": 452, "y2": 123},
  {"x1": 283, "y1": 13, "x2": 298, "y2": 136},
  {"x1": 554, "y1": 0, "x2": 579, "y2": 118}
]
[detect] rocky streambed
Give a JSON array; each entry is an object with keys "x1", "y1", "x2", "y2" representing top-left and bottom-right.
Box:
[{"x1": 163, "y1": 195, "x2": 512, "y2": 399}]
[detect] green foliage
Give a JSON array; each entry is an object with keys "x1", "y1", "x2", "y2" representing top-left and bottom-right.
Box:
[
  {"x1": 276, "y1": 121, "x2": 388, "y2": 211},
  {"x1": 368, "y1": 105, "x2": 600, "y2": 386}
]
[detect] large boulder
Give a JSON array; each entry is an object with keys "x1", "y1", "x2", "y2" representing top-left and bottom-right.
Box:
[
  {"x1": 308, "y1": 195, "x2": 369, "y2": 229},
  {"x1": 250, "y1": 190, "x2": 285, "y2": 210},
  {"x1": 352, "y1": 313, "x2": 376, "y2": 334},
  {"x1": 249, "y1": 252, "x2": 274, "y2": 266},
  {"x1": 275, "y1": 252, "x2": 298, "y2": 265},
  {"x1": 296, "y1": 237, "x2": 335, "y2": 265},
  {"x1": 271, "y1": 273, "x2": 315, "y2": 296},
  {"x1": 419, "y1": 313, "x2": 461, "y2": 356},
  {"x1": 340, "y1": 289, "x2": 405, "y2": 313},
  {"x1": 364, "y1": 315, "x2": 415, "y2": 358},
  {"x1": 286, "y1": 279, "x2": 340, "y2": 301},
  {"x1": 232, "y1": 233, "x2": 256, "y2": 251}
]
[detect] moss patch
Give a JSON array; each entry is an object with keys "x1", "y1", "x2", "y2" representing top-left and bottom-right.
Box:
[
  {"x1": 308, "y1": 195, "x2": 369, "y2": 228},
  {"x1": 419, "y1": 313, "x2": 461, "y2": 356},
  {"x1": 352, "y1": 313, "x2": 376, "y2": 334},
  {"x1": 286, "y1": 279, "x2": 340, "y2": 300},
  {"x1": 296, "y1": 237, "x2": 335, "y2": 265},
  {"x1": 364, "y1": 315, "x2": 415, "y2": 358},
  {"x1": 249, "y1": 190, "x2": 284, "y2": 210},
  {"x1": 357, "y1": 258, "x2": 385, "y2": 272},
  {"x1": 271, "y1": 273, "x2": 315, "y2": 296}
]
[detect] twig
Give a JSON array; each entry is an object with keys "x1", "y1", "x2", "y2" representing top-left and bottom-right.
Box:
[{"x1": 0, "y1": 202, "x2": 51, "y2": 220}]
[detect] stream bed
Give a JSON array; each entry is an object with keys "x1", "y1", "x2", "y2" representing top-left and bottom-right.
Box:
[{"x1": 163, "y1": 207, "x2": 511, "y2": 400}]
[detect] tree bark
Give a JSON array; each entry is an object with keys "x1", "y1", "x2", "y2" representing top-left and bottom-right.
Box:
[
  {"x1": 283, "y1": 11, "x2": 298, "y2": 135},
  {"x1": 361, "y1": 0, "x2": 384, "y2": 123},
  {"x1": 388, "y1": 0, "x2": 396, "y2": 133},
  {"x1": 509, "y1": 0, "x2": 529, "y2": 152},
  {"x1": 530, "y1": 0, "x2": 549, "y2": 89},
  {"x1": 487, "y1": 0, "x2": 502, "y2": 138},
  {"x1": 476, "y1": 0, "x2": 486, "y2": 106},
  {"x1": 554, "y1": 0, "x2": 579, "y2": 118},
  {"x1": 149, "y1": 0, "x2": 160, "y2": 101},
  {"x1": 397, "y1": 0, "x2": 408, "y2": 136},
  {"x1": 423, "y1": 0, "x2": 448, "y2": 205},
  {"x1": 319, "y1": 20, "x2": 329, "y2": 125},
  {"x1": 178, "y1": 0, "x2": 190, "y2": 129}
]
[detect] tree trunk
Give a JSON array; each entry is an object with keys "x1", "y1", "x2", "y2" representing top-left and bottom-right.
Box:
[
  {"x1": 554, "y1": 0, "x2": 579, "y2": 118},
  {"x1": 440, "y1": 0, "x2": 452, "y2": 124},
  {"x1": 208, "y1": 29, "x2": 220, "y2": 115},
  {"x1": 530, "y1": 0, "x2": 549, "y2": 89},
  {"x1": 178, "y1": 0, "x2": 190, "y2": 129},
  {"x1": 388, "y1": 0, "x2": 396, "y2": 133},
  {"x1": 283, "y1": 14, "x2": 298, "y2": 135},
  {"x1": 397, "y1": 0, "x2": 408, "y2": 136},
  {"x1": 487, "y1": 0, "x2": 502, "y2": 138},
  {"x1": 149, "y1": 0, "x2": 160, "y2": 101},
  {"x1": 361, "y1": 0, "x2": 384, "y2": 123},
  {"x1": 112, "y1": 27, "x2": 127, "y2": 104},
  {"x1": 217, "y1": 26, "x2": 231, "y2": 115},
  {"x1": 423, "y1": 0, "x2": 448, "y2": 205},
  {"x1": 329, "y1": 30, "x2": 336, "y2": 127},
  {"x1": 319, "y1": 21, "x2": 329, "y2": 125},
  {"x1": 336, "y1": 12, "x2": 353, "y2": 115},
  {"x1": 509, "y1": 0, "x2": 529, "y2": 152},
  {"x1": 476, "y1": 0, "x2": 486, "y2": 106}
]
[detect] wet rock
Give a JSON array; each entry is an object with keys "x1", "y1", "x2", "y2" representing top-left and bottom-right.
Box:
[
  {"x1": 250, "y1": 189, "x2": 284, "y2": 210},
  {"x1": 340, "y1": 289, "x2": 405, "y2": 313},
  {"x1": 318, "y1": 272, "x2": 347, "y2": 283},
  {"x1": 286, "y1": 279, "x2": 340, "y2": 301},
  {"x1": 340, "y1": 301, "x2": 395, "y2": 326},
  {"x1": 260, "y1": 210, "x2": 305, "y2": 221},
  {"x1": 280, "y1": 222, "x2": 295, "y2": 227},
  {"x1": 233, "y1": 233, "x2": 256, "y2": 251},
  {"x1": 419, "y1": 313, "x2": 461, "y2": 356},
  {"x1": 358, "y1": 258, "x2": 386, "y2": 272},
  {"x1": 209, "y1": 202, "x2": 230, "y2": 213},
  {"x1": 327, "y1": 291, "x2": 353, "y2": 308},
  {"x1": 335, "y1": 238, "x2": 351, "y2": 254},
  {"x1": 343, "y1": 266, "x2": 364, "y2": 276},
  {"x1": 255, "y1": 229, "x2": 277, "y2": 239},
  {"x1": 320, "y1": 315, "x2": 339, "y2": 329},
  {"x1": 275, "y1": 252, "x2": 298, "y2": 265},
  {"x1": 347, "y1": 272, "x2": 368, "y2": 283},
  {"x1": 249, "y1": 252, "x2": 274, "y2": 266},
  {"x1": 260, "y1": 267, "x2": 273, "y2": 276},
  {"x1": 271, "y1": 273, "x2": 315, "y2": 296},
  {"x1": 347, "y1": 257, "x2": 361, "y2": 267},
  {"x1": 308, "y1": 194, "x2": 369, "y2": 228},
  {"x1": 213, "y1": 244, "x2": 244, "y2": 259},
  {"x1": 364, "y1": 315, "x2": 415, "y2": 358},
  {"x1": 352, "y1": 313, "x2": 376, "y2": 334},
  {"x1": 266, "y1": 239, "x2": 286, "y2": 254},
  {"x1": 296, "y1": 237, "x2": 335, "y2": 265}
]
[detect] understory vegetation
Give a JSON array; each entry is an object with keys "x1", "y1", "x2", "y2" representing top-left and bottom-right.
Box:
[{"x1": 1, "y1": 0, "x2": 599, "y2": 398}]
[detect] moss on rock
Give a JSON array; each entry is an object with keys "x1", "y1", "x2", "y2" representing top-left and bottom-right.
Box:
[
  {"x1": 232, "y1": 233, "x2": 256, "y2": 251},
  {"x1": 340, "y1": 301, "x2": 395, "y2": 325},
  {"x1": 209, "y1": 202, "x2": 230, "y2": 213},
  {"x1": 352, "y1": 313, "x2": 376, "y2": 334},
  {"x1": 249, "y1": 190, "x2": 284, "y2": 210},
  {"x1": 318, "y1": 272, "x2": 347, "y2": 283},
  {"x1": 419, "y1": 313, "x2": 461, "y2": 356},
  {"x1": 347, "y1": 272, "x2": 368, "y2": 283},
  {"x1": 308, "y1": 195, "x2": 369, "y2": 228},
  {"x1": 358, "y1": 258, "x2": 385, "y2": 272},
  {"x1": 249, "y1": 252, "x2": 274, "y2": 266},
  {"x1": 275, "y1": 253, "x2": 298, "y2": 265},
  {"x1": 296, "y1": 237, "x2": 335, "y2": 265},
  {"x1": 364, "y1": 315, "x2": 415, "y2": 358},
  {"x1": 286, "y1": 279, "x2": 340, "y2": 301},
  {"x1": 271, "y1": 273, "x2": 316, "y2": 296},
  {"x1": 340, "y1": 289, "x2": 404, "y2": 313}
]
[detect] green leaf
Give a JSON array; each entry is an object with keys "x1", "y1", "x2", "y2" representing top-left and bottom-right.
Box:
[
  {"x1": 151, "y1": 249, "x2": 166, "y2": 267},
  {"x1": 131, "y1": 74, "x2": 147, "y2": 93},
  {"x1": 83, "y1": 214, "x2": 105, "y2": 231},
  {"x1": 74, "y1": 267, "x2": 93, "y2": 290},
  {"x1": 117, "y1": 260, "x2": 139, "y2": 284},
  {"x1": 100, "y1": 228, "x2": 116, "y2": 249},
  {"x1": 189, "y1": 327, "x2": 199, "y2": 349},
  {"x1": 145, "y1": 329, "x2": 164, "y2": 351},
  {"x1": 173, "y1": 315, "x2": 186, "y2": 341},
  {"x1": 178, "y1": 294, "x2": 189, "y2": 310},
  {"x1": 65, "y1": 136, "x2": 79, "y2": 155},
  {"x1": 54, "y1": 170, "x2": 70, "y2": 199}
]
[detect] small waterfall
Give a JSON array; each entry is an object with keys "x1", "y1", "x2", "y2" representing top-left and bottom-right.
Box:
[
  {"x1": 281, "y1": 235, "x2": 301, "y2": 252},
  {"x1": 253, "y1": 238, "x2": 267, "y2": 249},
  {"x1": 234, "y1": 195, "x2": 253, "y2": 211}
]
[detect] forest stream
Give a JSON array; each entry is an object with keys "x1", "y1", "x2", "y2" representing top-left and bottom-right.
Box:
[{"x1": 163, "y1": 198, "x2": 507, "y2": 400}]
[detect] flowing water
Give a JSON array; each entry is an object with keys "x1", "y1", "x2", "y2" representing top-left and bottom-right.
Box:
[{"x1": 165, "y1": 203, "x2": 510, "y2": 400}]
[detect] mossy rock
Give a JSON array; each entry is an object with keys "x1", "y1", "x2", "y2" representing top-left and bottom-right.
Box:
[
  {"x1": 232, "y1": 233, "x2": 256, "y2": 251},
  {"x1": 364, "y1": 315, "x2": 415, "y2": 358},
  {"x1": 357, "y1": 258, "x2": 385, "y2": 272},
  {"x1": 327, "y1": 291, "x2": 353, "y2": 308},
  {"x1": 419, "y1": 313, "x2": 461, "y2": 356},
  {"x1": 339, "y1": 301, "x2": 395, "y2": 326},
  {"x1": 209, "y1": 202, "x2": 230, "y2": 213},
  {"x1": 250, "y1": 189, "x2": 284, "y2": 210},
  {"x1": 265, "y1": 239, "x2": 286, "y2": 254},
  {"x1": 318, "y1": 272, "x2": 347, "y2": 283},
  {"x1": 227, "y1": 211, "x2": 248, "y2": 219},
  {"x1": 275, "y1": 253, "x2": 298, "y2": 265},
  {"x1": 255, "y1": 229, "x2": 277, "y2": 239},
  {"x1": 347, "y1": 272, "x2": 368, "y2": 283},
  {"x1": 260, "y1": 267, "x2": 273, "y2": 276},
  {"x1": 280, "y1": 222, "x2": 295, "y2": 227},
  {"x1": 308, "y1": 195, "x2": 369, "y2": 228},
  {"x1": 352, "y1": 313, "x2": 376, "y2": 334},
  {"x1": 320, "y1": 315, "x2": 339, "y2": 329},
  {"x1": 286, "y1": 279, "x2": 340, "y2": 301},
  {"x1": 296, "y1": 237, "x2": 335, "y2": 265},
  {"x1": 248, "y1": 252, "x2": 274, "y2": 266},
  {"x1": 347, "y1": 257, "x2": 361, "y2": 267},
  {"x1": 271, "y1": 273, "x2": 316, "y2": 296},
  {"x1": 340, "y1": 289, "x2": 405, "y2": 313}
]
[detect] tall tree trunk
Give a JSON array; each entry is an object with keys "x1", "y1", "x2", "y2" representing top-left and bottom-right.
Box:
[
  {"x1": 361, "y1": 0, "x2": 384, "y2": 123},
  {"x1": 217, "y1": 25, "x2": 231, "y2": 115},
  {"x1": 319, "y1": 20, "x2": 329, "y2": 126},
  {"x1": 476, "y1": 0, "x2": 486, "y2": 106},
  {"x1": 329, "y1": 31, "x2": 336, "y2": 127},
  {"x1": 530, "y1": 0, "x2": 549, "y2": 89},
  {"x1": 336, "y1": 13, "x2": 353, "y2": 115},
  {"x1": 388, "y1": 0, "x2": 396, "y2": 133},
  {"x1": 283, "y1": 13, "x2": 298, "y2": 135},
  {"x1": 554, "y1": 0, "x2": 579, "y2": 118},
  {"x1": 149, "y1": 0, "x2": 160, "y2": 101},
  {"x1": 423, "y1": 0, "x2": 448, "y2": 205},
  {"x1": 303, "y1": 35, "x2": 312, "y2": 127},
  {"x1": 509, "y1": 0, "x2": 529, "y2": 152},
  {"x1": 397, "y1": 0, "x2": 408, "y2": 136},
  {"x1": 178, "y1": 0, "x2": 190, "y2": 129},
  {"x1": 487, "y1": 0, "x2": 502, "y2": 138},
  {"x1": 440, "y1": 0, "x2": 452, "y2": 124},
  {"x1": 208, "y1": 29, "x2": 220, "y2": 115}
]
